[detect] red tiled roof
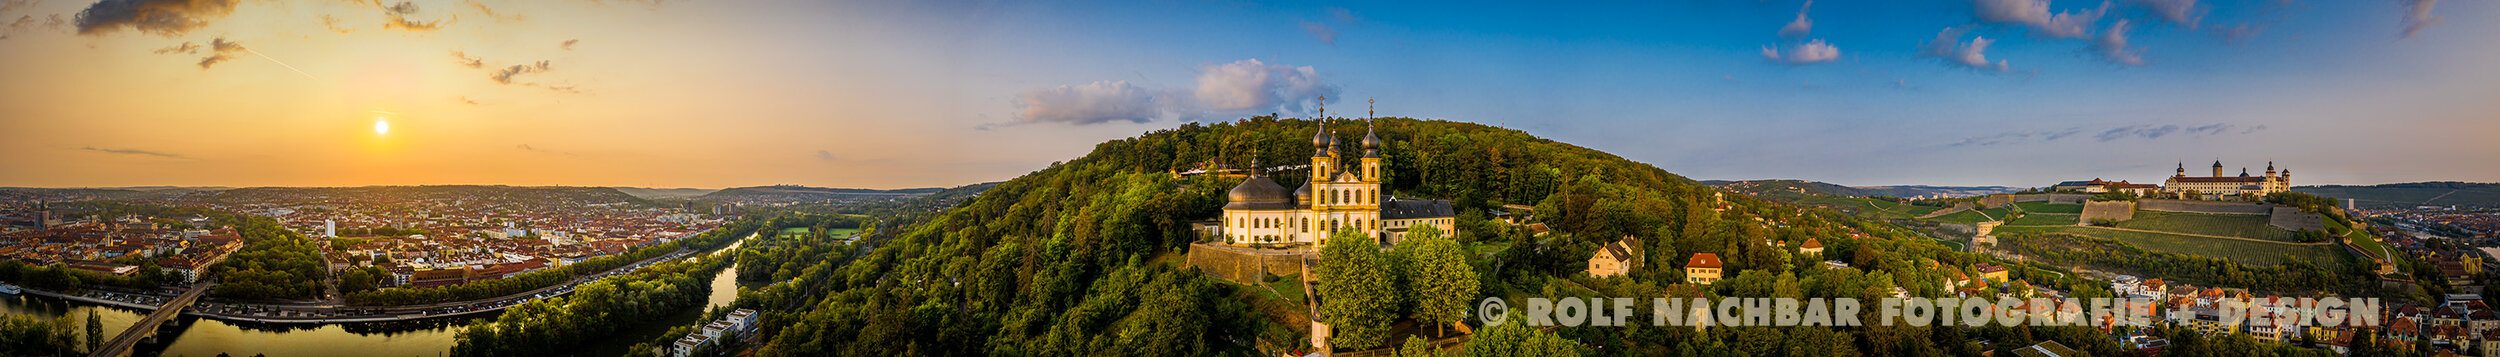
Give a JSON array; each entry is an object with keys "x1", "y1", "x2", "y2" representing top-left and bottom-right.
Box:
[{"x1": 1687, "y1": 253, "x2": 1722, "y2": 269}]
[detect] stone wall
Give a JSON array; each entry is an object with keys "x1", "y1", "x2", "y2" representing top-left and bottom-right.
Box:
[
  {"x1": 2269, "y1": 207, "x2": 2328, "y2": 232},
  {"x1": 1918, "y1": 202, "x2": 1977, "y2": 219},
  {"x1": 1184, "y1": 243, "x2": 1308, "y2": 285},
  {"x1": 2136, "y1": 199, "x2": 2275, "y2": 215},
  {"x1": 2011, "y1": 194, "x2": 2090, "y2": 204},
  {"x1": 1978, "y1": 194, "x2": 2016, "y2": 209},
  {"x1": 2080, "y1": 201, "x2": 2137, "y2": 222}
]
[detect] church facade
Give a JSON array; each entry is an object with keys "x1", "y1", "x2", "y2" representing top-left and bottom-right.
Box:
[
  {"x1": 2163, "y1": 160, "x2": 2292, "y2": 199},
  {"x1": 1220, "y1": 121, "x2": 1456, "y2": 248}
]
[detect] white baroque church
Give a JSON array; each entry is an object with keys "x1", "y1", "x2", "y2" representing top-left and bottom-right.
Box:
[{"x1": 1219, "y1": 120, "x2": 1456, "y2": 248}]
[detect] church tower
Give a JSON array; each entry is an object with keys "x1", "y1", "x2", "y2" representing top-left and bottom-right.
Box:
[
  {"x1": 2176, "y1": 161, "x2": 2186, "y2": 178},
  {"x1": 1359, "y1": 99, "x2": 1383, "y2": 183},
  {"x1": 2211, "y1": 160, "x2": 2225, "y2": 178},
  {"x1": 1311, "y1": 120, "x2": 1336, "y2": 182}
]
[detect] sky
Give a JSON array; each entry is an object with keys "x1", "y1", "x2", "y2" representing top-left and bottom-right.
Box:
[{"x1": 0, "y1": 0, "x2": 2493, "y2": 189}]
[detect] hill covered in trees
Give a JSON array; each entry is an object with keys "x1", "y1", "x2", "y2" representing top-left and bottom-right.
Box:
[
  {"x1": 700, "y1": 116, "x2": 2228, "y2": 356},
  {"x1": 635, "y1": 114, "x2": 2390, "y2": 357},
  {"x1": 1702, "y1": 179, "x2": 2021, "y2": 200},
  {"x1": 694, "y1": 185, "x2": 946, "y2": 202}
]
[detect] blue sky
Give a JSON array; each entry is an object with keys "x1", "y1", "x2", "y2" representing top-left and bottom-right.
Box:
[
  {"x1": 941, "y1": 0, "x2": 2497, "y2": 187},
  {"x1": 0, "y1": 0, "x2": 2491, "y2": 188}
]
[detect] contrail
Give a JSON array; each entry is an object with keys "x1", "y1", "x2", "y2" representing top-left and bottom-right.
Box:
[{"x1": 244, "y1": 48, "x2": 318, "y2": 80}]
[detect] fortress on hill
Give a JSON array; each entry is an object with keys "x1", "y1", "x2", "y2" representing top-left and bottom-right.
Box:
[{"x1": 2054, "y1": 160, "x2": 2292, "y2": 200}]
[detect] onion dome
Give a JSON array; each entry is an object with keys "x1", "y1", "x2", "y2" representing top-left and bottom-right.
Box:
[
  {"x1": 1312, "y1": 122, "x2": 1334, "y2": 157},
  {"x1": 1224, "y1": 176, "x2": 1295, "y2": 210},
  {"x1": 1361, "y1": 124, "x2": 1381, "y2": 158}
]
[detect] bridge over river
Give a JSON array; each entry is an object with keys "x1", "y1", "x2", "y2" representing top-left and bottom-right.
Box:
[{"x1": 88, "y1": 283, "x2": 213, "y2": 357}]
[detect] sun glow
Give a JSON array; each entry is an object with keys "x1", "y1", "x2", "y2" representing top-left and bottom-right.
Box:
[{"x1": 374, "y1": 118, "x2": 391, "y2": 135}]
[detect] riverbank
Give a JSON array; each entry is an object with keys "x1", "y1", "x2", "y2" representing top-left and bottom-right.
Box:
[{"x1": 7, "y1": 230, "x2": 738, "y2": 326}]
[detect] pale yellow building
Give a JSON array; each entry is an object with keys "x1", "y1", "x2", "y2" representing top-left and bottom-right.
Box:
[
  {"x1": 1685, "y1": 253, "x2": 1724, "y2": 285},
  {"x1": 2162, "y1": 160, "x2": 2292, "y2": 199},
  {"x1": 1220, "y1": 120, "x2": 1456, "y2": 248},
  {"x1": 1587, "y1": 237, "x2": 1641, "y2": 277}
]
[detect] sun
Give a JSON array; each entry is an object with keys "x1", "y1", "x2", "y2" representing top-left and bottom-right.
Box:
[{"x1": 374, "y1": 118, "x2": 391, "y2": 135}]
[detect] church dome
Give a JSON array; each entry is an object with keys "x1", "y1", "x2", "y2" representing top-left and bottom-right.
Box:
[
  {"x1": 1225, "y1": 176, "x2": 1295, "y2": 210},
  {"x1": 1361, "y1": 127, "x2": 1381, "y2": 158},
  {"x1": 1293, "y1": 182, "x2": 1313, "y2": 207},
  {"x1": 1312, "y1": 121, "x2": 1334, "y2": 157}
]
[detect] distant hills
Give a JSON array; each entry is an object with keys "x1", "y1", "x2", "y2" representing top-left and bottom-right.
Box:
[
  {"x1": 608, "y1": 187, "x2": 717, "y2": 199},
  {"x1": 2294, "y1": 181, "x2": 2500, "y2": 209},
  {"x1": 1701, "y1": 179, "x2": 2022, "y2": 200},
  {"x1": 692, "y1": 185, "x2": 947, "y2": 202}
]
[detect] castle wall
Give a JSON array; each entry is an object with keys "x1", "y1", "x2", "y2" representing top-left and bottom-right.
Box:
[
  {"x1": 2080, "y1": 201, "x2": 2137, "y2": 222},
  {"x1": 1977, "y1": 194, "x2": 2016, "y2": 209},
  {"x1": 1185, "y1": 243, "x2": 1309, "y2": 285},
  {"x1": 2136, "y1": 199, "x2": 2275, "y2": 215},
  {"x1": 2008, "y1": 193, "x2": 2091, "y2": 204}
]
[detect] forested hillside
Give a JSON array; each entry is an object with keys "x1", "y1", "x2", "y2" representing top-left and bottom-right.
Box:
[{"x1": 726, "y1": 117, "x2": 2188, "y2": 356}]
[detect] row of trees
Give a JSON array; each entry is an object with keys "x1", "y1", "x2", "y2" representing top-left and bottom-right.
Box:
[
  {"x1": 748, "y1": 168, "x2": 1261, "y2": 356},
  {"x1": 343, "y1": 219, "x2": 764, "y2": 305},
  {"x1": 1316, "y1": 225, "x2": 1479, "y2": 349},
  {"x1": 445, "y1": 232, "x2": 739, "y2": 357},
  {"x1": 0, "y1": 260, "x2": 165, "y2": 292},
  {"x1": 0, "y1": 313, "x2": 82, "y2": 356}
]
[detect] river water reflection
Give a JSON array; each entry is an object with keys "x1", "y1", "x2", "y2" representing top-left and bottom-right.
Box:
[{"x1": 0, "y1": 234, "x2": 756, "y2": 357}]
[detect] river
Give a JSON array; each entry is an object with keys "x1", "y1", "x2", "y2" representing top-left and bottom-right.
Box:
[{"x1": 0, "y1": 233, "x2": 759, "y2": 357}]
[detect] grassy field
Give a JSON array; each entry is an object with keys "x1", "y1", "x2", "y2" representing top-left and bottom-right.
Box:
[
  {"x1": 2326, "y1": 219, "x2": 2389, "y2": 255},
  {"x1": 1926, "y1": 207, "x2": 2014, "y2": 224},
  {"x1": 2013, "y1": 201, "x2": 2084, "y2": 214},
  {"x1": 2114, "y1": 210, "x2": 2295, "y2": 241},
  {"x1": 1794, "y1": 196, "x2": 1944, "y2": 220},
  {"x1": 1262, "y1": 273, "x2": 1306, "y2": 302},
  {"x1": 2008, "y1": 213, "x2": 2080, "y2": 226},
  {"x1": 1997, "y1": 226, "x2": 2343, "y2": 266}
]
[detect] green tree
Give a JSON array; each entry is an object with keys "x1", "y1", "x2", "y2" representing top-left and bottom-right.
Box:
[
  {"x1": 1319, "y1": 229, "x2": 1399, "y2": 349},
  {"x1": 1464, "y1": 311, "x2": 1581, "y2": 357},
  {"x1": 86, "y1": 310, "x2": 102, "y2": 353},
  {"x1": 1396, "y1": 335, "x2": 1436, "y2": 357},
  {"x1": 1403, "y1": 224, "x2": 1478, "y2": 337}
]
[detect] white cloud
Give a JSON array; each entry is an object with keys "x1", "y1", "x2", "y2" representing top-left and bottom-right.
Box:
[
  {"x1": 2131, "y1": 0, "x2": 2201, "y2": 28},
  {"x1": 1778, "y1": 1, "x2": 1813, "y2": 39},
  {"x1": 1917, "y1": 27, "x2": 2012, "y2": 72},
  {"x1": 1012, "y1": 80, "x2": 1170, "y2": 125},
  {"x1": 1301, "y1": 21, "x2": 1337, "y2": 45},
  {"x1": 1193, "y1": 59, "x2": 1336, "y2": 114},
  {"x1": 2401, "y1": 0, "x2": 2441, "y2": 39},
  {"x1": 1762, "y1": 39, "x2": 1841, "y2": 65},
  {"x1": 2093, "y1": 19, "x2": 2146, "y2": 66},
  {"x1": 1013, "y1": 59, "x2": 1340, "y2": 125},
  {"x1": 1971, "y1": 0, "x2": 2109, "y2": 38}
]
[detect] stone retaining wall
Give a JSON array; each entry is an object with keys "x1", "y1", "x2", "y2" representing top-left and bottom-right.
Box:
[
  {"x1": 1185, "y1": 243, "x2": 1308, "y2": 285},
  {"x1": 1978, "y1": 194, "x2": 2016, "y2": 208},
  {"x1": 2010, "y1": 194, "x2": 2090, "y2": 204},
  {"x1": 2136, "y1": 199, "x2": 2275, "y2": 215},
  {"x1": 2080, "y1": 201, "x2": 2137, "y2": 222}
]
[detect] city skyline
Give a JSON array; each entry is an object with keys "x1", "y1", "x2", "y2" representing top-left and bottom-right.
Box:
[{"x1": 2, "y1": 0, "x2": 2494, "y2": 189}]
